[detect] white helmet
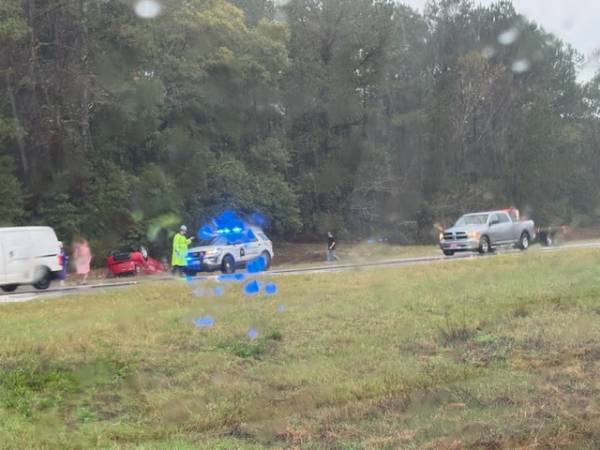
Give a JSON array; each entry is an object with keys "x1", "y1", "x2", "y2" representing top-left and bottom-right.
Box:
[{"x1": 180, "y1": 225, "x2": 188, "y2": 232}]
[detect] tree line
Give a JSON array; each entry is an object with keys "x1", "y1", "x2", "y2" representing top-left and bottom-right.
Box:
[{"x1": 1, "y1": 0, "x2": 599, "y2": 256}]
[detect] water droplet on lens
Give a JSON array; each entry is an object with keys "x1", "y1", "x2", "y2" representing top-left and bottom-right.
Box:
[
  {"x1": 134, "y1": 0, "x2": 162, "y2": 19},
  {"x1": 194, "y1": 315, "x2": 214, "y2": 328},
  {"x1": 265, "y1": 283, "x2": 278, "y2": 295},
  {"x1": 218, "y1": 274, "x2": 236, "y2": 282},
  {"x1": 244, "y1": 280, "x2": 261, "y2": 296},
  {"x1": 498, "y1": 27, "x2": 520, "y2": 46},
  {"x1": 481, "y1": 46, "x2": 496, "y2": 59},
  {"x1": 193, "y1": 287, "x2": 206, "y2": 297},
  {"x1": 512, "y1": 59, "x2": 530, "y2": 73},
  {"x1": 247, "y1": 257, "x2": 266, "y2": 274}
]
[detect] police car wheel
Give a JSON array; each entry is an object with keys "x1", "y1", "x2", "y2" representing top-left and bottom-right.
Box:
[
  {"x1": 261, "y1": 251, "x2": 271, "y2": 269},
  {"x1": 221, "y1": 255, "x2": 236, "y2": 274}
]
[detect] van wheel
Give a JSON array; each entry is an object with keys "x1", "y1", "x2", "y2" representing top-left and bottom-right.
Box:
[
  {"x1": 261, "y1": 251, "x2": 271, "y2": 269},
  {"x1": 1, "y1": 285, "x2": 18, "y2": 293},
  {"x1": 443, "y1": 250, "x2": 454, "y2": 256},
  {"x1": 221, "y1": 255, "x2": 236, "y2": 274},
  {"x1": 519, "y1": 232, "x2": 530, "y2": 251},
  {"x1": 478, "y1": 236, "x2": 490, "y2": 254},
  {"x1": 33, "y1": 268, "x2": 52, "y2": 290}
]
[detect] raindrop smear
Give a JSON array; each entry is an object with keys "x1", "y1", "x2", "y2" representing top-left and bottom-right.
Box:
[
  {"x1": 193, "y1": 287, "x2": 206, "y2": 297},
  {"x1": 134, "y1": 0, "x2": 162, "y2": 19},
  {"x1": 512, "y1": 59, "x2": 530, "y2": 73},
  {"x1": 218, "y1": 273, "x2": 246, "y2": 283},
  {"x1": 194, "y1": 315, "x2": 215, "y2": 328},
  {"x1": 481, "y1": 46, "x2": 496, "y2": 59},
  {"x1": 244, "y1": 280, "x2": 261, "y2": 296},
  {"x1": 498, "y1": 28, "x2": 520, "y2": 46},
  {"x1": 265, "y1": 283, "x2": 278, "y2": 296},
  {"x1": 247, "y1": 256, "x2": 267, "y2": 274}
]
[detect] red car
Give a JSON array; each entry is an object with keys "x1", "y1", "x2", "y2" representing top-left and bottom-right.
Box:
[{"x1": 107, "y1": 246, "x2": 166, "y2": 277}]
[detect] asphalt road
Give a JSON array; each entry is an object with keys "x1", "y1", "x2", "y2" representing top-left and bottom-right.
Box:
[{"x1": 2, "y1": 241, "x2": 599, "y2": 304}]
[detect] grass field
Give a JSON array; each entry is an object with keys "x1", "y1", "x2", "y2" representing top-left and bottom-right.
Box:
[
  {"x1": 274, "y1": 242, "x2": 439, "y2": 268},
  {"x1": 1, "y1": 249, "x2": 600, "y2": 449}
]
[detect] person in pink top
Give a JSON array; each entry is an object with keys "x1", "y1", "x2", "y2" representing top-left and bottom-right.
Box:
[{"x1": 73, "y1": 237, "x2": 92, "y2": 285}]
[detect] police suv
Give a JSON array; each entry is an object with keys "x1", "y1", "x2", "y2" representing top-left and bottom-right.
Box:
[{"x1": 185, "y1": 226, "x2": 274, "y2": 274}]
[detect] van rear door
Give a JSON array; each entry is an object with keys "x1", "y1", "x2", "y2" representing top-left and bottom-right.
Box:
[{"x1": 29, "y1": 228, "x2": 60, "y2": 271}]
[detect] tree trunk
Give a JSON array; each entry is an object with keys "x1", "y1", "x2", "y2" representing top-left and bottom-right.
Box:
[{"x1": 5, "y1": 71, "x2": 29, "y2": 176}]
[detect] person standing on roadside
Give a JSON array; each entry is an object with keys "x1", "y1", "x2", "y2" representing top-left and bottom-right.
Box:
[
  {"x1": 73, "y1": 237, "x2": 92, "y2": 285},
  {"x1": 58, "y1": 241, "x2": 68, "y2": 287},
  {"x1": 326, "y1": 231, "x2": 340, "y2": 262},
  {"x1": 172, "y1": 225, "x2": 194, "y2": 276}
]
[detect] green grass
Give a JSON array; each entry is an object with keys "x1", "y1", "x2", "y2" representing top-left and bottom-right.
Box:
[{"x1": 1, "y1": 249, "x2": 600, "y2": 449}]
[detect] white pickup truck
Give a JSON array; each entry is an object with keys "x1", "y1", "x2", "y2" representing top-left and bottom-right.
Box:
[{"x1": 439, "y1": 209, "x2": 535, "y2": 256}]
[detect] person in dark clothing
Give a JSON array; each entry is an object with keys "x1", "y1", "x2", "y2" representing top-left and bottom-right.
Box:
[{"x1": 326, "y1": 231, "x2": 340, "y2": 261}]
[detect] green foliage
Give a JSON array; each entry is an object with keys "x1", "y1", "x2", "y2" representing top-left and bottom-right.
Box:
[
  {"x1": 37, "y1": 193, "x2": 85, "y2": 241},
  {"x1": 1, "y1": 0, "x2": 600, "y2": 252},
  {"x1": 0, "y1": 156, "x2": 26, "y2": 226}
]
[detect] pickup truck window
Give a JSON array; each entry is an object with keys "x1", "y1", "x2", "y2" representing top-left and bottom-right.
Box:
[
  {"x1": 498, "y1": 213, "x2": 511, "y2": 223},
  {"x1": 455, "y1": 214, "x2": 489, "y2": 226}
]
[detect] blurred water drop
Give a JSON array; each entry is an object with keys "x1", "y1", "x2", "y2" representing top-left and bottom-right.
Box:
[
  {"x1": 498, "y1": 28, "x2": 520, "y2": 46},
  {"x1": 218, "y1": 273, "x2": 246, "y2": 283},
  {"x1": 218, "y1": 274, "x2": 237, "y2": 282},
  {"x1": 247, "y1": 256, "x2": 266, "y2": 274},
  {"x1": 247, "y1": 328, "x2": 259, "y2": 339},
  {"x1": 134, "y1": 0, "x2": 162, "y2": 19},
  {"x1": 193, "y1": 287, "x2": 206, "y2": 297},
  {"x1": 277, "y1": 304, "x2": 285, "y2": 313},
  {"x1": 244, "y1": 280, "x2": 261, "y2": 296},
  {"x1": 512, "y1": 59, "x2": 530, "y2": 73},
  {"x1": 481, "y1": 46, "x2": 496, "y2": 59},
  {"x1": 194, "y1": 315, "x2": 214, "y2": 328},
  {"x1": 265, "y1": 283, "x2": 278, "y2": 296}
]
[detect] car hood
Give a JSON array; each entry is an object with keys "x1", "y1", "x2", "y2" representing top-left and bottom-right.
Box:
[
  {"x1": 187, "y1": 245, "x2": 223, "y2": 254},
  {"x1": 445, "y1": 224, "x2": 489, "y2": 234}
]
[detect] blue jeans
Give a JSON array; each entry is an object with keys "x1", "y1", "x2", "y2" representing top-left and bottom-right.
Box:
[{"x1": 326, "y1": 249, "x2": 340, "y2": 261}]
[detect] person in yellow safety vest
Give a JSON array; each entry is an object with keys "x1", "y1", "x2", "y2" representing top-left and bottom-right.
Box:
[{"x1": 172, "y1": 225, "x2": 194, "y2": 276}]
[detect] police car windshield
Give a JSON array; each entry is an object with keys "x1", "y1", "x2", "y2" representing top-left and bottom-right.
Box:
[{"x1": 197, "y1": 236, "x2": 228, "y2": 246}]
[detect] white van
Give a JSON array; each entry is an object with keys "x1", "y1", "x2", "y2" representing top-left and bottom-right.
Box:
[{"x1": 0, "y1": 227, "x2": 62, "y2": 292}]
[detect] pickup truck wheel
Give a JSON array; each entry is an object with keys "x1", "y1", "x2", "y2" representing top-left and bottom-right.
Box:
[
  {"x1": 519, "y1": 232, "x2": 530, "y2": 251},
  {"x1": 478, "y1": 236, "x2": 490, "y2": 254},
  {"x1": 1, "y1": 284, "x2": 18, "y2": 293},
  {"x1": 443, "y1": 250, "x2": 454, "y2": 256},
  {"x1": 221, "y1": 255, "x2": 236, "y2": 274}
]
